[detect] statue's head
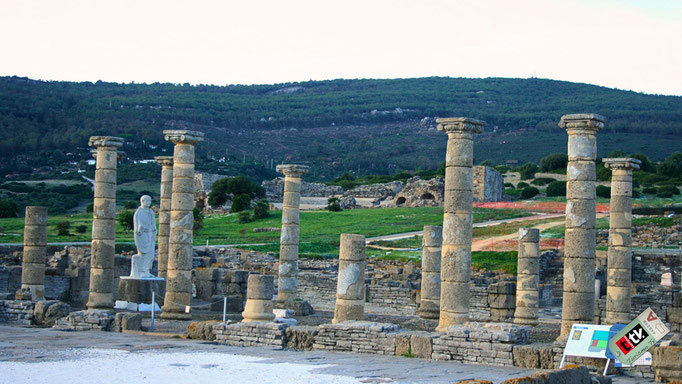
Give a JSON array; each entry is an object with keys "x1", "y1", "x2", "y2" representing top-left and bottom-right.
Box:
[{"x1": 140, "y1": 195, "x2": 152, "y2": 208}]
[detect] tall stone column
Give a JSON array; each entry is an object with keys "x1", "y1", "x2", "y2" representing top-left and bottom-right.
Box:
[
  {"x1": 275, "y1": 164, "x2": 309, "y2": 304},
  {"x1": 418, "y1": 225, "x2": 442, "y2": 319},
  {"x1": 436, "y1": 117, "x2": 485, "y2": 331},
  {"x1": 161, "y1": 130, "x2": 204, "y2": 320},
  {"x1": 514, "y1": 228, "x2": 540, "y2": 325},
  {"x1": 559, "y1": 114, "x2": 605, "y2": 338},
  {"x1": 333, "y1": 234, "x2": 366, "y2": 323},
  {"x1": 154, "y1": 156, "x2": 174, "y2": 279},
  {"x1": 17, "y1": 206, "x2": 48, "y2": 301},
  {"x1": 242, "y1": 274, "x2": 276, "y2": 322},
  {"x1": 604, "y1": 158, "x2": 640, "y2": 325},
  {"x1": 87, "y1": 136, "x2": 124, "y2": 310}
]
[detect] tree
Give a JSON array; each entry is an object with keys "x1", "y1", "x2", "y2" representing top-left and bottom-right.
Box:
[
  {"x1": 238, "y1": 211, "x2": 252, "y2": 224},
  {"x1": 56, "y1": 221, "x2": 71, "y2": 236},
  {"x1": 520, "y1": 186, "x2": 539, "y2": 199},
  {"x1": 657, "y1": 152, "x2": 682, "y2": 178},
  {"x1": 596, "y1": 185, "x2": 611, "y2": 198},
  {"x1": 192, "y1": 207, "x2": 204, "y2": 234},
  {"x1": 629, "y1": 153, "x2": 656, "y2": 173},
  {"x1": 118, "y1": 210, "x2": 134, "y2": 232},
  {"x1": 518, "y1": 163, "x2": 538, "y2": 180},
  {"x1": 124, "y1": 200, "x2": 138, "y2": 209},
  {"x1": 546, "y1": 181, "x2": 566, "y2": 197},
  {"x1": 253, "y1": 199, "x2": 270, "y2": 220},
  {"x1": 0, "y1": 199, "x2": 18, "y2": 218},
  {"x1": 231, "y1": 194, "x2": 251, "y2": 212},
  {"x1": 539, "y1": 153, "x2": 567, "y2": 172},
  {"x1": 75, "y1": 224, "x2": 87, "y2": 233},
  {"x1": 208, "y1": 176, "x2": 265, "y2": 208},
  {"x1": 326, "y1": 197, "x2": 342, "y2": 212}
]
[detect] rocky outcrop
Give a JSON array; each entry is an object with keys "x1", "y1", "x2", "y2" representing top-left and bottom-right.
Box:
[
  {"x1": 194, "y1": 172, "x2": 229, "y2": 211},
  {"x1": 393, "y1": 177, "x2": 444, "y2": 207},
  {"x1": 262, "y1": 178, "x2": 342, "y2": 202}
]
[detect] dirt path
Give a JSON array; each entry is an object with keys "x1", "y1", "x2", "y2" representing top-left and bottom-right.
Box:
[{"x1": 471, "y1": 219, "x2": 565, "y2": 251}]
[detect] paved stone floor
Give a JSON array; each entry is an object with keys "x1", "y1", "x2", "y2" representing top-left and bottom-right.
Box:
[{"x1": 0, "y1": 325, "x2": 652, "y2": 383}]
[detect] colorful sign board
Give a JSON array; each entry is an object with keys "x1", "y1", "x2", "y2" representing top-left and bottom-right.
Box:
[
  {"x1": 564, "y1": 324, "x2": 613, "y2": 359},
  {"x1": 607, "y1": 307, "x2": 669, "y2": 366}
]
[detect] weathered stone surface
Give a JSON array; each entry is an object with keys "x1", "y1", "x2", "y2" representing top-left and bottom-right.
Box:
[
  {"x1": 285, "y1": 325, "x2": 318, "y2": 350},
  {"x1": 393, "y1": 177, "x2": 444, "y2": 207},
  {"x1": 473, "y1": 166, "x2": 503, "y2": 202},
  {"x1": 242, "y1": 274, "x2": 275, "y2": 322},
  {"x1": 186, "y1": 320, "x2": 219, "y2": 340},
  {"x1": 262, "y1": 178, "x2": 343, "y2": 202},
  {"x1": 333, "y1": 234, "x2": 366, "y2": 323},
  {"x1": 20, "y1": 206, "x2": 47, "y2": 301},
  {"x1": 653, "y1": 345, "x2": 682, "y2": 382},
  {"x1": 33, "y1": 300, "x2": 71, "y2": 327}
]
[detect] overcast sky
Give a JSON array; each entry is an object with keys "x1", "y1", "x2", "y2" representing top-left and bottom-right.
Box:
[{"x1": 1, "y1": 0, "x2": 680, "y2": 95}]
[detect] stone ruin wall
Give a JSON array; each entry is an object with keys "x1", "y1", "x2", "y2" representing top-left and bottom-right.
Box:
[{"x1": 473, "y1": 166, "x2": 504, "y2": 202}]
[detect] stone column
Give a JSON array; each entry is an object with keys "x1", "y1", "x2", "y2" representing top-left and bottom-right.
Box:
[
  {"x1": 603, "y1": 158, "x2": 640, "y2": 325},
  {"x1": 436, "y1": 117, "x2": 485, "y2": 331},
  {"x1": 418, "y1": 225, "x2": 442, "y2": 319},
  {"x1": 514, "y1": 228, "x2": 540, "y2": 325},
  {"x1": 18, "y1": 206, "x2": 48, "y2": 301},
  {"x1": 87, "y1": 136, "x2": 124, "y2": 310},
  {"x1": 154, "y1": 156, "x2": 174, "y2": 279},
  {"x1": 242, "y1": 274, "x2": 275, "y2": 322},
  {"x1": 161, "y1": 130, "x2": 204, "y2": 320},
  {"x1": 333, "y1": 234, "x2": 366, "y2": 323},
  {"x1": 275, "y1": 164, "x2": 309, "y2": 304},
  {"x1": 559, "y1": 114, "x2": 605, "y2": 337}
]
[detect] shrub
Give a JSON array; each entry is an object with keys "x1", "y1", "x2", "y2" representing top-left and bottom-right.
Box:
[
  {"x1": 124, "y1": 200, "x2": 138, "y2": 209},
  {"x1": 86, "y1": 203, "x2": 94, "y2": 213},
  {"x1": 520, "y1": 186, "x2": 539, "y2": 199},
  {"x1": 326, "y1": 197, "x2": 342, "y2": 212},
  {"x1": 494, "y1": 165, "x2": 510, "y2": 174},
  {"x1": 658, "y1": 185, "x2": 680, "y2": 196},
  {"x1": 504, "y1": 188, "x2": 520, "y2": 196},
  {"x1": 193, "y1": 207, "x2": 204, "y2": 233},
  {"x1": 238, "y1": 211, "x2": 252, "y2": 224},
  {"x1": 632, "y1": 189, "x2": 641, "y2": 198},
  {"x1": 596, "y1": 185, "x2": 611, "y2": 198},
  {"x1": 596, "y1": 164, "x2": 610, "y2": 181},
  {"x1": 517, "y1": 182, "x2": 529, "y2": 189},
  {"x1": 518, "y1": 163, "x2": 539, "y2": 180},
  {"x1": 656, "y1": 191, "x2": 673, "y2": 198},
  {"x1": 642, "y1": 187, "x2": 657, "y2": 195},
  {"x1": 504, "y1": 183, "x2": 515, "y2": 189},
  {"x1": 0, "y1": 199, "x2": 18, "y2": 218},
  {"x1": 118, "y1": 210, "x2": 134, "y2": 232},
  {"x1": 230, "y1": 194, "x2": 252, "y2": 213},
  {"x1": 56, "y1": 221, "x2": 71, "y2": 236},
  {"x1": 209, "y1": 176, "x2": 264, "y2": 207},
  {"x1": 253, "y1": 199, "x2": 270, "y2": 220},
  {"x1": 546, "y1": 181, "x2": 566, "y2": 197},
  {"x1": 75, "y1": 224, "x2": 87, "y2": 234},
  {"x1": 531, "y1": 177, "x2": 556, "y2": 186},
  {"x1": 540, "y1": 153, "x2": 568, "y2": 172}
]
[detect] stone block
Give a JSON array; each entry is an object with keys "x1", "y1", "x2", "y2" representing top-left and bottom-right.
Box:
[
  {"x1": 33, "y1": 300, "x2": 71, "y2": 327},
  {"x1": 113, "y1": 312, "x2": 142, "y2": 332},
  {"x1": 186, "y1": 320, "x2": 220, "y2": 340},
  {"x1": 395, "y1": 333, "x2": 410, "y2": 356},
  {"x1": 410, "y1": 333, "x2": 434, "y2": 359}
]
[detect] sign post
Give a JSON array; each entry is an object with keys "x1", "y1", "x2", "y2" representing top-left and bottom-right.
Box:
[{"x1": 607, "y1": 307, "x2": 669, "y2": 366}]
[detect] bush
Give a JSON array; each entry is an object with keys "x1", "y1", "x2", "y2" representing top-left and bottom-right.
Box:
[
  {"x1": 326, "y1": 197, "x2": 342, "y2": 212},
  {"x1": 209, "y1": 176, "x2": 265, "y2": 207},
  {"x1": 531, "y1": 177, "x2": 556, "y2": 186},
  {"x1": 642, "y1": 187, "x2": 657, "y2": 195},
  {"x1": 518, "y1": 163, "x2": 538, "y2": 180},
  {"x1": 540, "y1": 153, "x2": 568, "y2": 172},
  {"x1": 504, "y1": 183, "x2": 515, "y2": 189},
  {"x1": 517, "y1": 182, "x2": 529, "y2": 189},
  {"x1": 520, "y1": 186, "x2": 540, "y2": 199},
  {"x1": 230, "y1": 194, "x2": 252, "y2": 213},
  {"x1": 86, "y1": 203, "x2": 94, "y2": 213},
  {"x1": 494, "y1": 165, "x2": 510, "y2": 174},
  {"x1": 193, "y1": 207, "x2": 204, "y2": 233},
  {"x1": 0, "y1": 199, "x2": 18, "y2": 218},
  {"x1": 75, "y1": 224, "x2": 87, "y2": 234},
  {"x1": 504, "y1": 188, "x2": 520, "y2": 196},
  {"x1": 632, "y1": 189, "x2": 641, "y2": 198},
  {"x1": 656, "y1": 191, "x2": 673, "y2": 198},
  {"x1": 596, "y1": 185, "x2": 611, "y2": 198},
  {"x1": 118, "y1": 210, "x2": 134, "y2": 232},
  {"x1": 124, "y1": 200, "x2": 138, "y2": 209},
  {"x1": 546, "y1": 181, "x2": 566, "y2": 197},
  {"x1": 253, "y1": 199, "x2": 270, "y2": 220},
  {"x1": 238, "y1": 211, "x2": 252, "y2": 224},
  {"x1": 56, "y1": 221, "x2": 71, "y2": 236},
  {"x1": 596, "y1": 163, "x2": 610, "y2": 181},
  {"x1": 658, "y1": 185, "x2": 680, "y2": 196},
  {"x1": 640, "y1": 173, "x2": 667, "y2": 185}
]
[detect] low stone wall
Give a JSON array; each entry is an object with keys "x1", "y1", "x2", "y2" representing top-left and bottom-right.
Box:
[
  {"x1": 313, "y1": 322, "x2": 400, "y2": 355},
  {"x1": 432, "y1": 323, "x2": 527, "y2": 365},
  {"x1": 54, "y1": 309, "x2": 116, "y2": 331},
  {"x1": 0, "y1": 300, "x2": 35, "y2": 325},
  {"x1": 213, "y1": 322, "x2": 289, "y2": 349}
]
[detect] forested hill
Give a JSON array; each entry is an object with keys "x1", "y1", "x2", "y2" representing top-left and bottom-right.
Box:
[{"x1": 1, "y1": 76, "x2": 681, "y2": 179}]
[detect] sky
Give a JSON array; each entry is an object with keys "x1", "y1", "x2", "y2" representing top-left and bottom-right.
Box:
[{"x1": 1, "y1": 0, "x2": 681, "y2": 95}]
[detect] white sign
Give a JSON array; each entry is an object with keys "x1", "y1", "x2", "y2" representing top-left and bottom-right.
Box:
[{"x1": 564, "y1": 324, "x2": 612, "y2": 359}]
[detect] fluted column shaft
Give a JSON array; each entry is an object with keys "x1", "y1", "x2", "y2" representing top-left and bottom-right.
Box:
[
  {"x1": 559, "y1": 114, "x2": 604, "y2": 337},
  {"x1": 604, "y1": 158, "x2": 640, "y2": 324},
  {"x1": 87, "y1": 136, "x2": 124, "y2": 310},
  {"x1": 436, "y1": 117, "x2": 485, "y2": 331},
  {"x1": 418, "y1": 225, "x2": 442, "y2": 319},
  {"x1": 20, "y1": 206, "x2": 48, "y2": 301},
  {"x1": 333, "y1": 234, "x2": 366, "y2": 323},
  {"x1": 161, "y1": 130, "x2": 204, "y2": 320},
  {"x1": 514, "y1": 228, "x2": 540, "y2": 325},
  {"x1": 155, "y1": 156, "x2": 174, "y2": 279},
  {"x1": 276, "y1": 164, "x2": 309, "y2": 303}
]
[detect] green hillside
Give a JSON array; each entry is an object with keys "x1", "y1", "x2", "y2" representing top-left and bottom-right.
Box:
[{"x1": 1, "y1": 76, "x2": 681, "y2": 180}]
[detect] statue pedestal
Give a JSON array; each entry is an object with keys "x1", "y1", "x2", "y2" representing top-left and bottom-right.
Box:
[{"x1": 115, "y1": 277, "x2": 165, "y2": 312}]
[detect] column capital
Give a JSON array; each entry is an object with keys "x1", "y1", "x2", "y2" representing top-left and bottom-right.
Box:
[
  {"x1": 163, "y1": 130, "x2": 204, "y2": 144},
  {"x1": 276, "y1": 164, "x2": 310, "y2": 177},
  {"x1": 436, "y1": 117, "x2": 485, "y2": 135},
  {"x1": 559, "y1": 114, "x2": 606, "y2": 134},
  {"x1": 603, "y1": 157, "x2": 641, "y2": 171},
  {"x1": 88, "y1": 136, "x2": 124, "y2": 149},
  {"x1": 154, "y1": 156, "x2": 174, "y2": 167}
]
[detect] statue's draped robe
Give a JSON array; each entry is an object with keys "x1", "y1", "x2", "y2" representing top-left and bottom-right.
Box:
[{"x1": 133, "y1": 207, "x2": 156, "y2": 277}]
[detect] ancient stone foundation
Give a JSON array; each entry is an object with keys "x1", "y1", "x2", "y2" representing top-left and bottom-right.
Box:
[
  {"x1": 87, "y1": 136, "x2": 124, "y2": 311},
  {"x1": 559, "y1": 114, "x2": 604, "y2": 338},
  {"x1": 603, "y1": 157, "x2": 640, "y2": 325},
  {"x1": 18, "y1": 206, "x2": 48, "y2": 301},
  {"x1": 214, "y1": 321, "x2": 288, "y2": 349},
  {"x1": 242, "y1": 274, "x2": 275, "y2": 322},
  {"x1": 161, "y1": 130, "x2": 204, "y2": 320},
  {"x1": 437, "y1": 117, "x2": 485, "y2": 330},
  {"x1": 333, "y1": 234, "x2": 366, "y2": 323},
  {"x1": 418, "y1": 225, "x2": 441, "y2": 319},
  {"x1": 514, "y1": 228, "x2": 540, "y2": 325},
  {"x1": 275, "y1": 164, "x2": 309, "y2": 306},
  {"x1": 154, "y1": 156, "x2": 173, "y2": 279}
]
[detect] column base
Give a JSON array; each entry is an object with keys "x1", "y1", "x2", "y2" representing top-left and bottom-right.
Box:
[
  {"x1": 242, "y1": 299, "x2": 275, "y2": 322},
  {"x1": 332, "y1": 298, "x2": 364, "y2": 323},
  {"x1": 436, "y1": 310, "x2": 469, "y2": 332},
  {"x1": 417, "y1": 299, "x2": 440, "y2": 319},
  {"x1": 160, "y1": 311, "x2": 192, "y2": 320}
]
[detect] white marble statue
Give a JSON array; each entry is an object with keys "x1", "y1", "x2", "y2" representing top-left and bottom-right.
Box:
[{"x1": 130, "y1": 195, "x2": 157, "y2": 278}]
